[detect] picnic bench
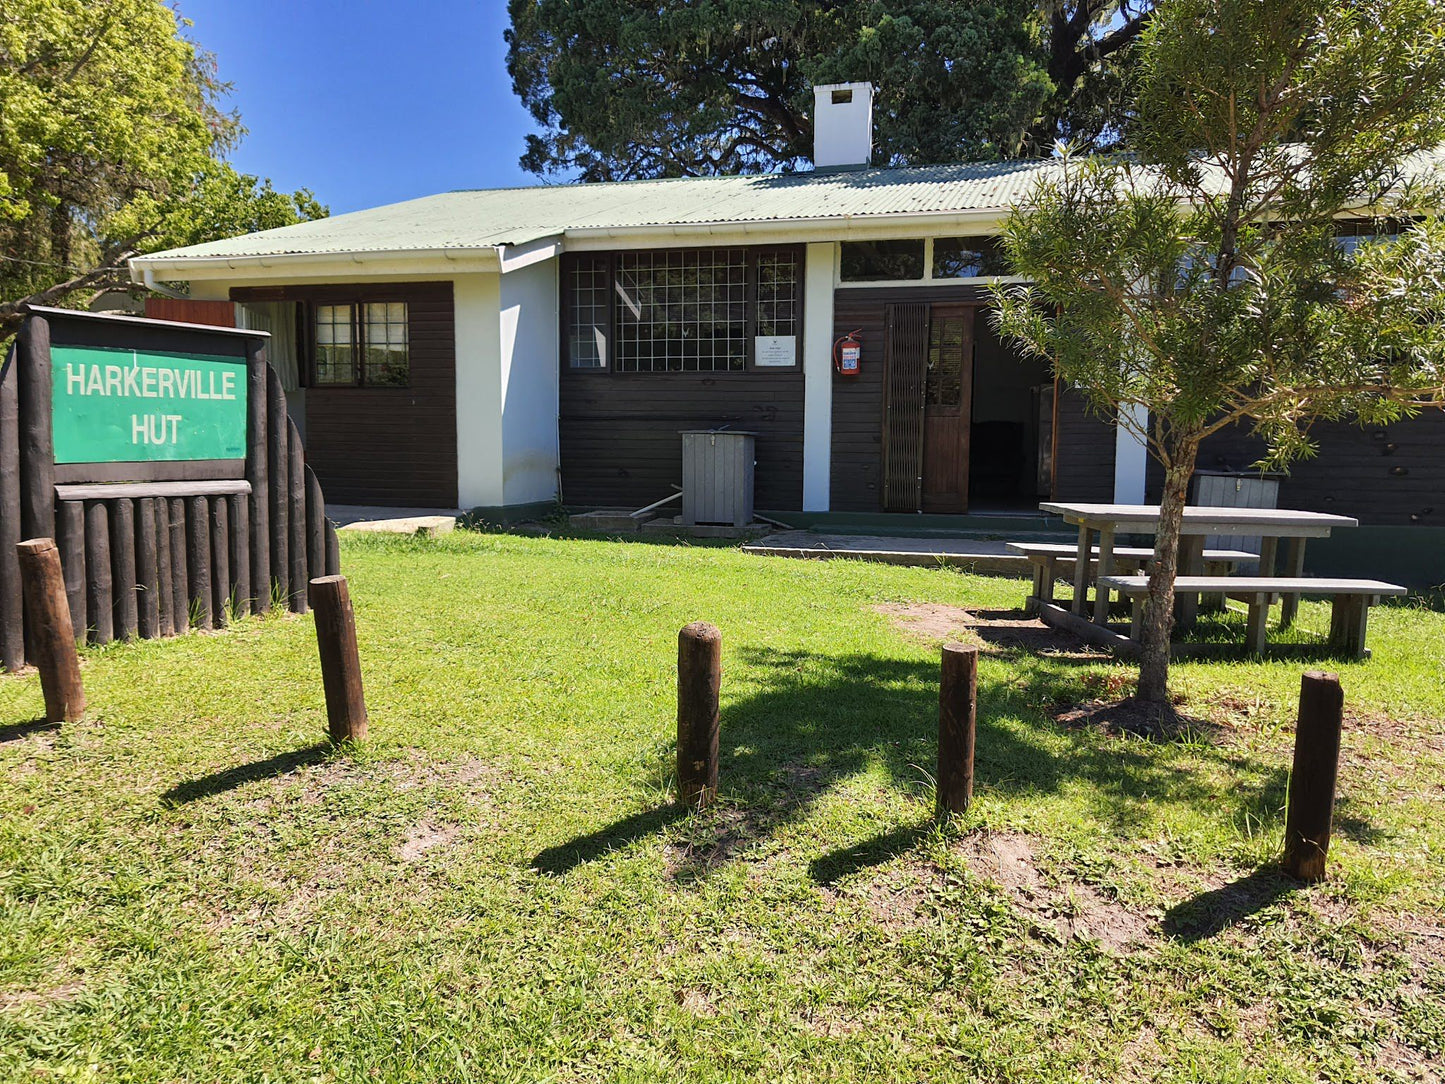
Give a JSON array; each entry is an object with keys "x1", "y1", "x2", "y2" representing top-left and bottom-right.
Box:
[
  {"x1": 1098, "y1": 575, "x2": 1407, "y2": 657},
  {"x1": 1037, "y1": 502, "x2": 1359, "y2": 629},
  {"x1": 1008, "y1": 541, "x2": 1256, "y2": 614}
]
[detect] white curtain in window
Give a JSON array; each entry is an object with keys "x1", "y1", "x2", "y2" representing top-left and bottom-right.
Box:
[{"x1": 235, "y1": 302, "x2": 299, "y2": 391}]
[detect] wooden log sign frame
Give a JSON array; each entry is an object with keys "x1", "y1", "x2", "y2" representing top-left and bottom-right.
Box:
[{"x1": 1, "y1": 305, "x2": 340, "y2": 669}]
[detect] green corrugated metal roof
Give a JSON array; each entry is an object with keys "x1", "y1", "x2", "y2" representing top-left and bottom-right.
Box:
[
  {"x1": 135, "y1": 159, "x2": 1063, "y2": 263},
  {"x1": 133, "y1": 149, "x2": 1445, "y2": 267}
]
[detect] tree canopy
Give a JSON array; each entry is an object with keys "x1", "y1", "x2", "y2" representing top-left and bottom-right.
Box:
[
  {"x1": 505, "y1": 0, "x2": 1152, "y2": 180},
  {"x1": 0, "y1": 0, "x2": 325, "y2": 335},
  {"x1": 993, "y1": 0, "x2": 1445, "y2": 702}
]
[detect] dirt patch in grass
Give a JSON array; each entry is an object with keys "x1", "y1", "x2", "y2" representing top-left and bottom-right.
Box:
[
  {"x1": 874, "y1": 603, "x2": 1109, "y2": 658},
  {"x1": 1053, "y1": 697, "x2": 1225, "y2": 742},
  {"x1": 874, "y1": 602, "x2": 981, "y2": 643},
  {"x1": 397, "y1": 822, "x2": 464, "y2": 863},
  {"x1": 0, "y1": 980, "x2": 83, "y2": 1014},
  {"x1": 956, "y1": 830, "x2": 1154, "y2": 952}
]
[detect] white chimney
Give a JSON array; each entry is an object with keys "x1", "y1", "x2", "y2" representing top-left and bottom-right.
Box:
[{"x1": 812, "y1": 82, "x2": 874, "y2": 170}]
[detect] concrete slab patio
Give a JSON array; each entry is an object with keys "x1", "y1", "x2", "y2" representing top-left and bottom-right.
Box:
[
  {"x1": 330, "y1": 505, "x2": 461, "y2": 536},
  {"x1": 742, "y1": 531, "x2": 1032, "y2": 575}
]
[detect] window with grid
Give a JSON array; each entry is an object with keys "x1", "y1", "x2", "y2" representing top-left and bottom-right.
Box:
[
  {"x1": 314, "y1": 304, "x2": 357, "y2": 385},
  {"x1": 614, "y1": 249, "x2": 749, "y2": 372},
  {"x1": 755, "y1": 251, "x2": 798, "y2": 337},
  {"x1": 363, "y1": 302, "x2": 409, "y2": 386},
  {"x1": 566, "y1": 255, "x2": 609, "y2": 369},
  {"x1": 311, "y1": 301, "x2": 410, "y2": 387}
]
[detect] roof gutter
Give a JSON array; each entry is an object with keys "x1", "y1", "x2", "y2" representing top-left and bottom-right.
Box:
[
  {"x1": 128, "y1": 245, "x2": 503, "y2": 284},
  {"x1": 559, "y1": 207, "x2": 1009, "y2": 248}
]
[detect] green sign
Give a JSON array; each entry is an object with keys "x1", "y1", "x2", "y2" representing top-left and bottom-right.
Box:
[{"x1": 51, "y1": 345, "x2": 248, "y2": 465}]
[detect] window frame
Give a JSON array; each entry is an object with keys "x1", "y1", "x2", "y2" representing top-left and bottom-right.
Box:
[
  {"x1": 304, "y1": 299, "x2": 412, "y2": 389},
  {"x1": 836, "y1": 236, "x2": 1028, "y2": 289},
  {"x1": 559, "y1": 244, "x2": 804, "y2": 375}
]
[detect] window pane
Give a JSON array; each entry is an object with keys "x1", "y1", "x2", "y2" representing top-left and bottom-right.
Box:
[
  {"x1": 615, "y1": 249, "x2": 747, "y2": 372},
  {"x1": 840, "y1": 239, "x2": 924, "y2": 281},
  {"x1": 362, "y1": 301, "x2": 409, "y2": 387},
  {"x1": 755, "y1": 251, "x2": 798, "y2": 340},
  {"x1": 565, "y1": 255, "x2": 609, "y2": 368},
  {"x1": 932, "y1": 236, "x2": 1010, "y2": 279},
  {"x1": 926, "y1": 314, "x2": 967, "y2": 406},
  {"x1": 314, "y1": 304, "x2": 356, "y2": 385}
]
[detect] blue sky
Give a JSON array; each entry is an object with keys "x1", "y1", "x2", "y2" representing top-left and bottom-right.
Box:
[{"x1": 177, "y1": 1, "x2": 548, "y2": 215}]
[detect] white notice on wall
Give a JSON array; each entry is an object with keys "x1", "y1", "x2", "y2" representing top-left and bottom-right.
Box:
[{"x1": 754, "y1": 335, "x2": 796, "y2": 367}]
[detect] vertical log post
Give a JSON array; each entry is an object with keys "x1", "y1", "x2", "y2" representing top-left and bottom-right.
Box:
[
  {"x1": 110, "y1": 498, "x2": 138, "y2": 641},
  {"x1": 937, "y1": 642, "x2": 979, "y2": 818},
  {"x1": 155, "y1": 499, "x2": 175, "y2": 638},
  {"x1": 309, "y1": 575, "x2": 367, "y2": 743},
  {"x1": 676, "y1": 622, "x2": 722, "y2": 809},
  {"x1": 16, "y1": 539, "x2": 84, "y2": 722},
  {"x1": 84, "y1": 502, "x2": 113, "y2": 645},
  {"x1": 287, "y1": 419, "x2": 307, "y2": 614},
  {"x1": 167, "y1": 498, "x2": 188, "y2": 634},
  {"x1": 324, "y1": 521, "x2": 341, "y2": 578},
  {"x1": 1, "y1": 351, "x2": 24, "y2": 670},
  {"x1": 135, "y1": 499, "x2": 161, "y2": 639},
  {"x1": 16, "y1": 315, "x2": 56, "y2": 545},
  {"x1": 305, "y1": 466, "x2": 326, "y2": 584},
  {"x1": 229, "y1": 494, "x2": 250, "y2": 619},
  {"x1": 55, "y1": 500, "x2": 86, "y2": 643},
  {"x1": 1282, "y1": 671, "x2": 1345, "y2": 882},
  {"x1": 186, "y1": 495, "x2": 212, "y2": 631},
  {"x1": 209, "y1": 496, "x2": 230, "y2": 628},
  {"x1": 245, "y1": 338, "x2": 271, "y2": 614},
  {"x1": 267, "y1": 368, "x2": 289, "y2": 610}
]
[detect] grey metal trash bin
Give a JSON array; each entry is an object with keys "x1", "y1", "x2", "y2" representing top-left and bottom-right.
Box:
[
  {"x1": 681, "y1": 430, "x2": 756, "y2": 527},
  {"x1": 1192, "y1": 469, "x2": 1285, "y2": 570}
]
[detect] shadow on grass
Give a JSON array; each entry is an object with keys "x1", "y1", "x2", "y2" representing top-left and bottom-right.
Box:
[
  {"x1": 810, "y1": 822, "x2": 934, "y2": 886},
  {"x1": 1162, "y1": 866, "x2": 1301, "y2": 941},
  {"x1": 532, "y1": 804, "x2": 688, "y2": 875},
  {"x1": 0, "y1": 718, "x2": 60, "y2": 743},
  {"x1": 161, "y1": 742, "x2": 332, "y2": 806},
  {"x1": 532, "y1": 641, "x2": 1284, "y2": 881}
]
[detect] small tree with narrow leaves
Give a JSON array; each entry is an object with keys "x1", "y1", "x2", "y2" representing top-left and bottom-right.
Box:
[{"x1": 993, "y1": 0, "x2": 1445, "y2": 703}]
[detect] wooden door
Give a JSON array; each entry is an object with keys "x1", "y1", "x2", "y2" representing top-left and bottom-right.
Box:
[
  {"x1": 881, "y1": 303, "x2": 929, "y2": 512},
  {"x1": 921, "y1": 305, "x2": 974, "y2": 513}
]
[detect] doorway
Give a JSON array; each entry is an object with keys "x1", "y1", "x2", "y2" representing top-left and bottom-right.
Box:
[{"x1": 881, "y1": 302, "x2": 975, "y2": 513}]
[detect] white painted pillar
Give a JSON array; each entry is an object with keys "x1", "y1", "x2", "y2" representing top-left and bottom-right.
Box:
[
  {"x1": 801, "y1": 242, "x2": 837, "y2": 511},
  {"x1": 1113, "y1": 402, "x2": 1149, "y2": 504},
  {"x1": 453, "y1": 272, "x2": 504, "y2": 508}
]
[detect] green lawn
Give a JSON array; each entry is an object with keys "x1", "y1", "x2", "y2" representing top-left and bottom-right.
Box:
[{"x1": 2, "y1": 530, "x2": 1443, "y2": 1082}]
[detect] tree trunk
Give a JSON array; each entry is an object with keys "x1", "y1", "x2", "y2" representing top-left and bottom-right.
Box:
[{"x1": 1137, "y1": 440, "x2": 1200, "y2": 702}]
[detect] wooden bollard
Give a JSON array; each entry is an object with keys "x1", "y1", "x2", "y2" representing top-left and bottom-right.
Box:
[
  {"x1": 1282, "y1": 671, "x2": 1345, "y2": 881},
  {"x1": 937, "y1": 642, "x2": 979, "y2": 817},
  {"x1": 309, "y1": 575, "x2": 367, "y2": 744},
  {"x1": 16, "y1": 539, "x2": 85, "y2": 722},
  {"x1": 676, "y1": 622, "x2": 721, "y2": 809}
]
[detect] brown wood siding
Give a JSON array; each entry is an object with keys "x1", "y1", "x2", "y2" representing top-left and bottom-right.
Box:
[
  {"x1": 231, "y1": 283, "x2": 457, "y2": 507},
  {"x1": 143, "y1": 298, "x2": 236, "y2": 327},
  {"x1": 559, "y1": 372, "x2": 804, "y2": 509},
  {"x1": 1052, "y1": 385, "x2": 1116, "y2": 502},
  {"x1": 1145, "y1": 410, "x2": 1445, "y2": 527},
  {"x1": 830, "y1": 284, "x2": 997, "y2": 512}
]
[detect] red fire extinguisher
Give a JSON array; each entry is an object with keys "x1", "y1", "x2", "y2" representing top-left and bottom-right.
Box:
[{"x1": 834, "y1": 330, "x2": 862, "y2": 377}]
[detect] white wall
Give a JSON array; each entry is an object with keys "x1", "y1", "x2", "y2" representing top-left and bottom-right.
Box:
[
  {"x1": 802, "y1": 242, "x2": 837, "y2": 511},
  {"x1": 454, "y1": 272, "x2": 504, "y2": 508},
  {"x1": 1114, "y1": 402, "x2": 1149, "y2": 504},
  {"x1": 498, "y1": 259, "x2": 560, "y2": 506}
]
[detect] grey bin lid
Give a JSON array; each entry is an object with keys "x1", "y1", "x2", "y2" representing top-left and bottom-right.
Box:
[
  {"x1": 1194, "y1": 469, "x2": 1287, "y2": 479},
  {"x1": 678, "y1": 429, "x2": 759, "y2": 437}
]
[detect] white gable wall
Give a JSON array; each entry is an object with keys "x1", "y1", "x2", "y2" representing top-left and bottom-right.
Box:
[
  {"x1": 454, "y1": 273, "x2": 504, "y2": 508},
  {"x1": 498, "y1": 259, "x2": 560, "y2": 506}
]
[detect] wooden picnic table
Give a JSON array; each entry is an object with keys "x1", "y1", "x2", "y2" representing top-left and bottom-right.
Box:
[{"x1": 1037, "y1": 502, "x2": 1360, "y2": 628}]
